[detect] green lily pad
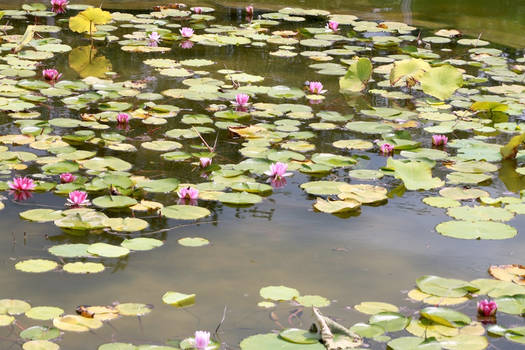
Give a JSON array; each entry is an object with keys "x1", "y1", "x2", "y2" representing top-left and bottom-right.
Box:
[
  {"x1": 162, "y1": 292, "x2": 195, "y2": 307},
  {"x1": 87, "y1": 243, "x2": 130, "y2": 258},
  {"x1": 121, "y1": 238, "x2": 163, "y2": 251},
  {"x1": 20, "y1": 326, "x2": 60, "y2": 341},
  {"x1": 260, "y1": 286, "x2": 300, "y2": 301},
  {"x1": 294, "y1": 295, "x2": 330, "y2": 307},
  {"x1": 416, "y1": 275, "x2": 478, "y2": 297},
  {"x1": 20, "y1": 209, "x2": 63, "y2": 222},
  {"x1": 178, "y1": 237, "x2": 209, "y2": 247},
  {"x1": 436, "y1": 220, "x2": 517, "y2": 239},
  {"x1": 369, "y1": 312, "x2": 410, "y2": 332},
  {"x1": 240, "y1": 333, "x2": 324, "y2": 350},
  {"x1": 355, "y1": 301, "x2": 399, "y2": 315},
  {"x1": 388, "y1": 337, "x2": 441, "y2": 350},
  {"x1": 446, "y1": 206, "x2": 514, "y2": 222},
  {"x1": 161, "y1": 205, "x2": 211, "y2": 220},
  {"x1": 420, "y1": 307, "x2": 471, "y2": 328},
  {"x1": 300, "y1": 181, "x2": 344, "y2": 195},
  {"x1": 0, "y1": 299, "x2": 31, "y2": 315},
  {"x1": 92, "y1": 195, "x2": 137, "y2": 209},
  {"x1": 104, "y1": 218, "x2": 149, "y2": 232},
  {"x1": 25, "y1": 307, "x2": 64, "y2": 321},
  {"x1": 279, "y1": 329, "x2": 321, "y2": 344},
  {"x1": 136, "y1": 178, "x2": 180, "y2": 193},
  {"x1": 116, "y1": 303, "x2": 152, "y2": 316},
  {"x1": 217, "y1": 192, "x2": 262, "y2": 205}
]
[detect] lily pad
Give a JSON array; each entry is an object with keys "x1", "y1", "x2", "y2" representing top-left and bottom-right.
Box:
[
  {"x1": 260, "y1": 286, "x2": 299, "y2": 301},
  {"x1": 435, "y1": 220, "x2": 517, "y2": 239}
]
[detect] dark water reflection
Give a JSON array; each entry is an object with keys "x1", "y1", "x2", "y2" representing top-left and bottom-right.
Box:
[
  {"x1": 8, "y1": 0, "x2": 525, "y2": 47},
  {"x1": 0, "y1": 1, "x2": 523, "y2": 349}
]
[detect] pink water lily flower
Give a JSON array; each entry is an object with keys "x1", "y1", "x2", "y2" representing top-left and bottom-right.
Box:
[
  {"x1": 265, "y1": 162, "x2": 292, "y2": 180},
  {"x1": 380, "y1": 143, "x2": 394, "y2": 155},
  {"x1": 148, "y1": 31, "x2": 161, "y2": 47},
  {"x1": 178, "y1": 186, "x2": 199, "y2": 200},
  {"x1": 246, "y1": 5, "x2": 254, "y2": 16},
  {"x1": 180, "y1": 40, "x2": 194, "y2": 49},
  {"x1": 308, "y1": 81, "x2": 326, "y2": 94},
  {"x1": 192, "y1": 7, "x2": 203, "y2": 14},
  {"x1": 199, "y1": 157, "x2": 212, "y2": 168},
  {"x1": 60, "y1": 173, "x2": 76, "y2": 183},
  {"x1": 477, "y1": 299, "x2": 497, "y2": 317},
  {"x1": 43, "y1": 69, "x2": 62, "y2": 84},
  {"x1": 180, "y1": 27, "x2": 194, "y2": 38},
  {"x1": 66, "y1": 190, "x2": 90, "y2": 207},
  {"x1": 117, "y1": 112, "x2": 130, "y2": 124},
  {"x1": 432, "y1": 134, "x2": 448, "y2": 146},
  {"x1": 235, "y1": 93, "x2": 250, "y2": 107},
  {"x1": 8, "y1": 177, "x2": 36, "y2": 191},
  {"x1": 327, "y1": 20, "x2": 339, "y2": 32},
  {"x1": 194, "y1": 331, "x2": 210, "y2": 350},
  {"x1": 51, "y1": 0, "x2": 68, "y2": 13}
]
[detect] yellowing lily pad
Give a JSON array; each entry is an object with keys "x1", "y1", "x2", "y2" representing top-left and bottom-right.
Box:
[
  {"x1": 178, "y1": 237, "x2": 209, "y2": 247},
  {"x1": 15, "y1": 259, "x2": 58, "y2": 273},
  {"x1": 63, "y1": 262, "x2": 105, "y2": 274}
]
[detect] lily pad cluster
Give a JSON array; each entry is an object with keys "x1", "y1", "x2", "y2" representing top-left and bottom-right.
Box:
[
  {"x1": 0, "y1": 1, "x2": 523, "y2": 349},
  {"x1": 243, "y1": 266, "x2": 525, "y2": 350}
]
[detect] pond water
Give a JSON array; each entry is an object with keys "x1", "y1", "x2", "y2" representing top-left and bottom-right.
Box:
[{"x1": 0, "y1": 1, "x2": 524, "y2": 350}]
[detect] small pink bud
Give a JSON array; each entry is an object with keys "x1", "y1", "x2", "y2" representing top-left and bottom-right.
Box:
[
  {"x1": 60, "y1": 173, "x2": 76, "y2": 183},
  {"x1": 477, "y1": 299, "x2": 497, "y2": 317},
  {"x1": 380, "y1": 143, "x2": 394, "y2": 155}
]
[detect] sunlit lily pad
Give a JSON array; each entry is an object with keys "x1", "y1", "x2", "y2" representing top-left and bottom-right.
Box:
[
  {"x1": 92, "y1": 195, "x2": 137, "y2": 209},
  {"x1": 104, "y1": 218, "x2": 149, "y2": 232},
  {"x1": 446, "y1": 206, "x2": 514, "y2": 222},
  {"x1": 240, "y1": 333, "x2": 324, "y2": 350},
  {"x1": 161, "y1": 205, "x2": 211, "y2": 220},
  {"x1": 260, "y1": 286, "x2": 299, "y2": 301},
  {"x1": 436, "y1": 220, "x2": 517, "y2": 239},
  {"x1": 15, "y1": 259, "x2": 58, "y2": 273},
  {"x1": 294, "y1": 295, "x2": 330, "y2": 307},
  {"x1": 116, "y1": 303, "x2": 152, "y2": 316},
  {"x1": 355, "y1": 301, "x2": 399, "y2": 315},
  {"x1": 63, "y1": 262, "x2": 105, "y2": 274},
  {"x1": 0, "y1": 299, "x2": 31, "y2": 315},
  {"x1": 218, "y1": 192, "x2": 262, "y2": 205},
  {"x1": 279, "y1": 329, "x2": 321, "y2": 344},
  {"x1": 178, "y1": 237, "x2": 209, "y2": 247},
  {"x1": 20, "y1": 326, "x2": 60, "y2": 341},
  {"x1": 121, "y1": 238, "x2": 163, "y2": 251},
  {"x1": 20, "y1": 209, "x2": 63, "y2": 222},
  {"x1": 369, "y1": 312, "x2": 410, "y2": 332},
  {"x1": 53, "y1": 315, "x2": 103, "y2": 332},
  {"x1": 22, "y1": 340, "x2": 59, "y2": 350},
  {"x1": 162, "y1": 292, "x2": 195, "y2": 308},
  {"x1": 25, "y1": 307, "x2": 63, "y2": 321},
  {"x1": 87, "y1": 243, "x2": 130, "y2": 258}
]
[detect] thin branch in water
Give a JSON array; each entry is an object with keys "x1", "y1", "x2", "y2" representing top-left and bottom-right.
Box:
[
  {"x1": 191, "y1": 126, "x2": 215, "y2": 153},
  {"x1": 105, "y1": 220, "x2": 218, "y2": 237},
  {"x1": 214, "y1": 305, "x2": 227, "y2": 338}
]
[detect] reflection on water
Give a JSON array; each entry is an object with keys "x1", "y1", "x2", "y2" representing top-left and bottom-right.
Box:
[
  {"x1": 8, "y1": 0, "x2": 523, "y2": 46},
  {"x1": 0, "y1": 1, "x2": 523, "y2": 349}
]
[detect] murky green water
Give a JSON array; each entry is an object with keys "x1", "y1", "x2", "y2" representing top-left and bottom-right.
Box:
[{"x1": 0, "y1": 1, "x2": 524, "y2": 349}]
